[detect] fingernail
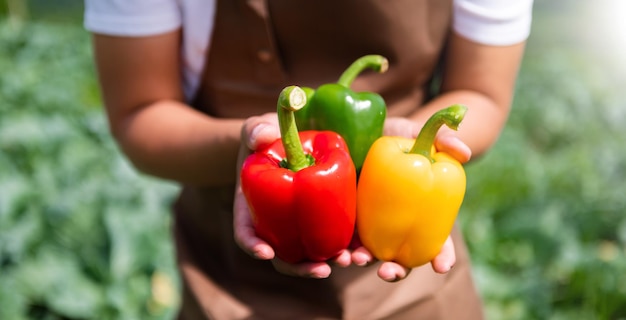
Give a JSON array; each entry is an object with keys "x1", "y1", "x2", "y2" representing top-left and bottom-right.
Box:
[
  {"x1": 248, "y1": 124, "x2": 268, "y2": 149},
  {"x1": 253, "y1": 247, "x2": 272, "y2": 260},
  {"x1": 249, "y1": 124, "x2": 280, "y2": 150},
  {"x1": 310, "y1": 267, "x2": 331, "y2": 279},
  {"x1": 250, "y1": 123, "x2": 267, "y2": 138},
  {"x1": 353, "y1": 253, "x2": 369, "y2": 266}
]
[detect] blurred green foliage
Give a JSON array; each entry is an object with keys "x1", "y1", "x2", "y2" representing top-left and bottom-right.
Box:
[
  {"x1": 0, "y1": 4, "x2": 180, "y2": 319},
  {"x1": 461, "y1": 3, "x2": 626, "y2": 319},
  {"x1": 1, "y1": 1, "x2": 626, "y2": 319}
]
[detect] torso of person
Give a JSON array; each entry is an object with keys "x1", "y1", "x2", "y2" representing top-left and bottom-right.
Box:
[{"x1": 173, "y1": 0, "x2": 484, "y2": 319}]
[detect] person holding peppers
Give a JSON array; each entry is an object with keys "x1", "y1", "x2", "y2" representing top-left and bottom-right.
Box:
[{"x1": 85, "y1": 0, "x2": 533, "y2": 319}]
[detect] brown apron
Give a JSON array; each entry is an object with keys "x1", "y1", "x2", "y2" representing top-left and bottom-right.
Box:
[{"x1": 174, "y1": 0, "x2": 484, "y2": 319}]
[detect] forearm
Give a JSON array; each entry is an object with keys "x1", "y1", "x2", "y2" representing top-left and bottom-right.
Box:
[
  {"x1": 409, "y1": 33, "x2": 525, "y2": 159},
  {"x1": 92, "y1": 31, "x2": 245, "y2": 186},
  {"x1": 111, "y1": 99, "x2": 243, "y2": 186}
]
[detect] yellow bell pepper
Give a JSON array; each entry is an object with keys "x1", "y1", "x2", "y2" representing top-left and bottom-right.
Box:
[{"x1": 356, "y1": 105, "x2": 468, "y2": 268}]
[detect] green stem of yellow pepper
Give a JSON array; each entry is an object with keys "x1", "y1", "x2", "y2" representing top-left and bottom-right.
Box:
[
  {"x1": 277, "y1": 86, "x2": 313, "y2": 171},
  {"x1": 337, "y1": 55, "x2": 389, "y2": 88},
  {"x1": 408, "y1": 104, "x2": 468, "y2": 162}
]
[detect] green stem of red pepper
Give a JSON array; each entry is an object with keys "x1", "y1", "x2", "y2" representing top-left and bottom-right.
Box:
[
  {"x1": 337, "y1": 55, "x2": 389, "y2": 88},
  {"x1": 408, "y1": 104, "x2": 468, "y2": 162},
  {"x1": 277, "y1": 86, "x2": 314, "y2": 171}
]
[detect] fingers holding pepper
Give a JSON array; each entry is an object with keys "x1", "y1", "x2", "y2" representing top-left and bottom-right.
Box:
[
  {"x1": 384, "y1": 116, "x2": 471, "y2": 164},
  {"x1": 240, "y1": 86, "x2": 357, "y2": 265},
  {"x1": 351, "y1": 236, "x2": 456, "y2": 282},
  {"x1": 234, "y1": 113, "x2": 282, "y2": 261}
]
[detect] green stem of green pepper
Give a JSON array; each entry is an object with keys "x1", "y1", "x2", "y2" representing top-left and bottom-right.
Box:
[
  {"x1": 337, "y1": 55, "x2": 389, "y2": 88},
  {"x1": 277, "y1": 86, "x2": 314, "y2": 171},
  {"x1": 408, "y1": 104, "x2": 468, "y2": 162}
]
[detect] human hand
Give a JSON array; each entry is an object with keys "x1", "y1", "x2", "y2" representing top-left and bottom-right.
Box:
[
  {"x1": 346, "y1": 116, "x2": 469, "y2": 282},
  {"x1": 233, "y1": 113, "x2": 351, "y2": 279},
  {"x1": 351, "y1": 235, "x2": 456, "y2": 282}
]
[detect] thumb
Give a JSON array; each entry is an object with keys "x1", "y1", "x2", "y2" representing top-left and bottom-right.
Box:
[
  {"x1": 435, "y1": 133, "x2": 472, "y2": 164},
  {"x1": 243, "y1": 113, "x2": 280, "y2": 150},
  {"x1": 247, "y1": 123, "x2": 280, "y2": 150}
]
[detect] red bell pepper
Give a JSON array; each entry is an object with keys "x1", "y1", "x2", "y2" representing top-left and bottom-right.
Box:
[{"x1": 240, "y1": 86, "x2": 357, "y2": 263}]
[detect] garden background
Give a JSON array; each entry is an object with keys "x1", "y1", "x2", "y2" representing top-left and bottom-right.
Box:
[{"x1": 1, "y1": 1, "x2": 626, "y2": 319}]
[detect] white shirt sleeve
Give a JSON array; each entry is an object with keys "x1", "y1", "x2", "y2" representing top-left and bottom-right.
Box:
[
  {"x1": 83, "y1": 0, "x2": 216, "y2": 100},
  {"x1": 84, "y1": 0, "x2": 182, "y2": 36},
  {"x1": 453, "y1": 0, "x2": 534, "y2": 46}
]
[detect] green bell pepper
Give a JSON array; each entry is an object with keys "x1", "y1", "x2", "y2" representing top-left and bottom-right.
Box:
[{"x1": 295, "y1": 55, "x2": 388, "y2": 172}]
